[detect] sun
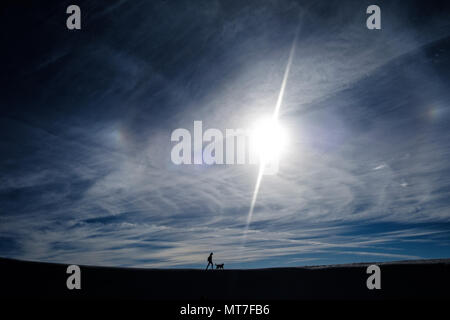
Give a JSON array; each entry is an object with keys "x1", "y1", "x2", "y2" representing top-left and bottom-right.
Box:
[{"x1": 250, "y1": 116, "x2": 288, "y2": 165}]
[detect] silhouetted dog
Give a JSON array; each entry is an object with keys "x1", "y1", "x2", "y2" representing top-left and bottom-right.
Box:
[{"x1": 215, "y1": 263, "x2": 224, "y2": 270}]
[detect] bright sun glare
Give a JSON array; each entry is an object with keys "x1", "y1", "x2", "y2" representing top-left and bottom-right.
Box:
[{"x1": 250, "y1": 117, "x2": 288, "y2": 164}]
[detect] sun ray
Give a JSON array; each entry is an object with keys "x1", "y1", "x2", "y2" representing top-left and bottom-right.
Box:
[{"x1": 242, "y1": 29, "x2": 298, "y2": 244}]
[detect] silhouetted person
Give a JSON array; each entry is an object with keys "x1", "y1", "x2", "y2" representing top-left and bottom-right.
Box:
[{"x1": 205, "y1": 252, "x2": 214, "y2": 270}]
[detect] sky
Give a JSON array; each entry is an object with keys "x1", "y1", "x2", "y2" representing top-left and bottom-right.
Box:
[{"x1": 0, "y1": 0, "x2": 450, "y2": 268}]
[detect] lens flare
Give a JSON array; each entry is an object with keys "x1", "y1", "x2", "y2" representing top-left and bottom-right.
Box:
[{"x1": 250, "y1": 117, "x2": 288, "y2": 165}]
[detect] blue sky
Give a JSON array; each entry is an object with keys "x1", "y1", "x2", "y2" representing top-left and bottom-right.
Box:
[{"x1": 0, "y1": 0, "x2": 450, "y2": 268}]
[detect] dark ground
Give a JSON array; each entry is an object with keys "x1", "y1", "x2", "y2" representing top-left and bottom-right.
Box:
[{"x1": 0, "y1": 257, "x2": 449, "y2": 299}]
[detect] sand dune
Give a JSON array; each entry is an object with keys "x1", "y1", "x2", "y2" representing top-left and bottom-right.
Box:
[{"x1": 0, "y1": 257, "x2": 449, "y2": 299}]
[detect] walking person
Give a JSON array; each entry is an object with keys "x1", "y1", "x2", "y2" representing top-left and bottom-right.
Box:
[{"x1": 205, "y1": 252, "x2": 214, "y2": 270}]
